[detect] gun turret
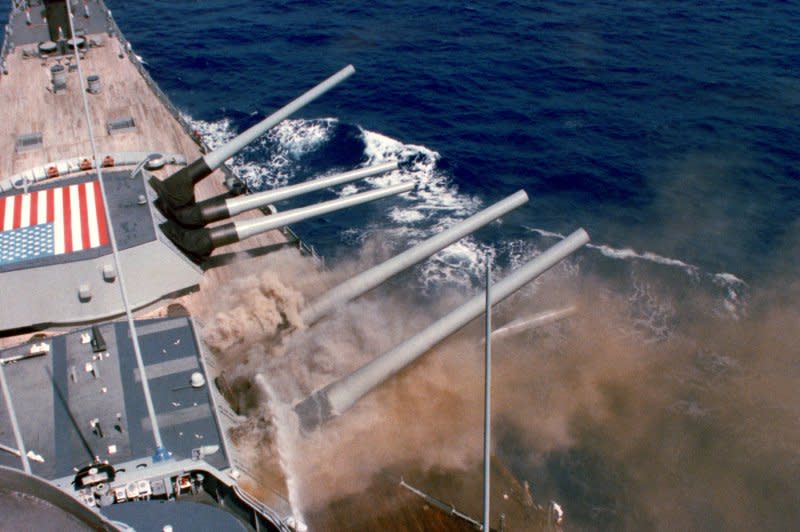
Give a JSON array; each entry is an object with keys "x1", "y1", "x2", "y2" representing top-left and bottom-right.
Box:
[
  {"x1": 149, "y1": 65, "x2": 356, "y2": 214},
  {"x1": 301, "y1": 190, "x2": 530, "y2": 325},
  {"x1": 294, "y1": 228, "x2": 590, "y2": 431},
  {"x1": 168, "y1": 161, "x2": 399, "y2": 228},
  {"x1": 161, "y1": 181, "x2": 414, "y2": 261}
]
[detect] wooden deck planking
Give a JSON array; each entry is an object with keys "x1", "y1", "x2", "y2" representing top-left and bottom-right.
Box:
[
  {"x1": 0, "y1": 32, "x2": 290, "y2": 297},
  {"x1": 2, "y1": 36, "x2": 200, "y2": 188}
]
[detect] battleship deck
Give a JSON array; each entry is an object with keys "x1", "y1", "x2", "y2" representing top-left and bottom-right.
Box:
[
  {"x1": 0, "y1": 317, "x2": 229, "y2": 479},
  {"x1": 0, "y1": 315, "x2": 295, "y2": 528},
  {"x1": 1, "y1": 12, "x2": 202, "y2": 187},
  {"x1": 0, "y1": 1, "x2": 296, "y2": 524},
  {"x1": 1, "y1": 3, "x2": 557, "y2": 531},
  {"x1": 0, "y1": 3, "x2": 294, "y2": 333}
]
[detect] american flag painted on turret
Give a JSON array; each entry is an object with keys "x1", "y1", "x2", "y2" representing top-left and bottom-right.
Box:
[{"x1": 0, "y1": 180, "x2": 109, "y2": 266}]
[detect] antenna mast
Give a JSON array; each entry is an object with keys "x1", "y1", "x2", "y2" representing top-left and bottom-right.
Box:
[
  {"x1": 482, "y1": 254, "x2": 492, "y2": 530},
  {"x1": 64, "y1": 0, "x2": 168, "y2": 460}
]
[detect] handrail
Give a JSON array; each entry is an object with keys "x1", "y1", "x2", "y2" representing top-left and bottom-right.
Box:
[{"x1": 1, "y1": 152, "x2": 188, "y2": 192}]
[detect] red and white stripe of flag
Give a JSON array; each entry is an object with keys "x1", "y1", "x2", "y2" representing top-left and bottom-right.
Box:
[{"x1": 0, "y1": 181, "x2": 109, "y2": 254}]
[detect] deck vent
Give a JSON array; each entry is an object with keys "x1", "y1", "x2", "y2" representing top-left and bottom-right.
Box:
[
  {"x1": 107, "y1": 116, "x2": 136, "y2": 134},
  {"x1": 50, "y1": 64, "x2": 67, "y2": 92},
  {"x1": 87, "y1": 75, "x2": 101, "y2": 94},
  {"x1": 15, "y1": 132, "x2": 43, "y2": 152}
]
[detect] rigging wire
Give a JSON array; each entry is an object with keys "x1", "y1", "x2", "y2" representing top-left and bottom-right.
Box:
[{"x1": 65, "y1": 2, "x2": 166, "y2": 457}]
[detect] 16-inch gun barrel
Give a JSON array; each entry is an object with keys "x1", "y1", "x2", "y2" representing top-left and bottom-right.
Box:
[
  {"x1": 294, "y1": 228, "x2": 590, "y2": 431},
  {"x1": 161, "y1": 181, "x2": 414, "y2": 261},
  {"x1": 170, "y1": 162, "x2": 398, "y2": 228},
  {"x1": 150, "y1": 65, "x2": 356, "y2": 212},
  {"x1": 301, "y1": 190, "x2": 530, "y2": 325}
]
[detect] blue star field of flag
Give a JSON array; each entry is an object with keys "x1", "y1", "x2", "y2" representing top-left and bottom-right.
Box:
[{"x1": 0, "y1": 223, "x2": 55, "y2": 266}]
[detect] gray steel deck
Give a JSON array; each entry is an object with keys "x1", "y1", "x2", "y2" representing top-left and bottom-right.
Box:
[{"x1": 0, "y1": 316, "x2": 229, "y2": 479}]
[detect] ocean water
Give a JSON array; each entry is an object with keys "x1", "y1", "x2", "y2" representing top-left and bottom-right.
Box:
[
  {"x1": 5, "y1": 1, "x2": 799, "y2": 529},
  {"x1": 98, "y1": 0, "x2": 799, "y2": 281}
]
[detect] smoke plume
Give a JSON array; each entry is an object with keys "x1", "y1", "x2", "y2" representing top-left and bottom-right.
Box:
[{"x1": 199, "y1": 242, "x2": 800, "y2": 530}]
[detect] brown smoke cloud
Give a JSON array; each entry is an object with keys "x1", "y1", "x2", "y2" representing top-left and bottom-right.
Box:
[
  {"x1": 200, "y1": 242, "x2": 800, "y2": 530},
  {"x1": 486, "y1": 277, "x2": 800, "y2": 531},
  {"x1": 200, "y1": 249, "x2": 319, "y2": 374}
]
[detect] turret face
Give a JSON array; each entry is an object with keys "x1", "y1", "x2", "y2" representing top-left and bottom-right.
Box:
[
  {"x1": 293, "y1": 391, "x2": 334, "y2": 433},
  {"x1": 158, "y1": 220, "x2": 219, "y2": 262},
  {"x1": 148, "y1": 158, "x2": 212, "y2": 216}
]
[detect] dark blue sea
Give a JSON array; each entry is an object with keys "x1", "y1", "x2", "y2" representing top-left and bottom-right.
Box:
[
  {"x1": 7, "y1": 1, "x2": 798, "y2": 529},
  {"x1": 96, "y1": 0, "x2": 799, "y2": 281}
]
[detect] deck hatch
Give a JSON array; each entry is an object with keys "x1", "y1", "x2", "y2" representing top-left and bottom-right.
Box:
[
  {"x1": 15, "y1": 132, "x2": 43, "y2": 152},
  {"x1": 107, "y1": 116, "x2": 136, "y2": 134}
]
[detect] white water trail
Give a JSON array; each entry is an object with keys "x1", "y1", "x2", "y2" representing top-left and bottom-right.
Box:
[{"x1": 525, "y1": 225, "x2": 749, "y2": 309}]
